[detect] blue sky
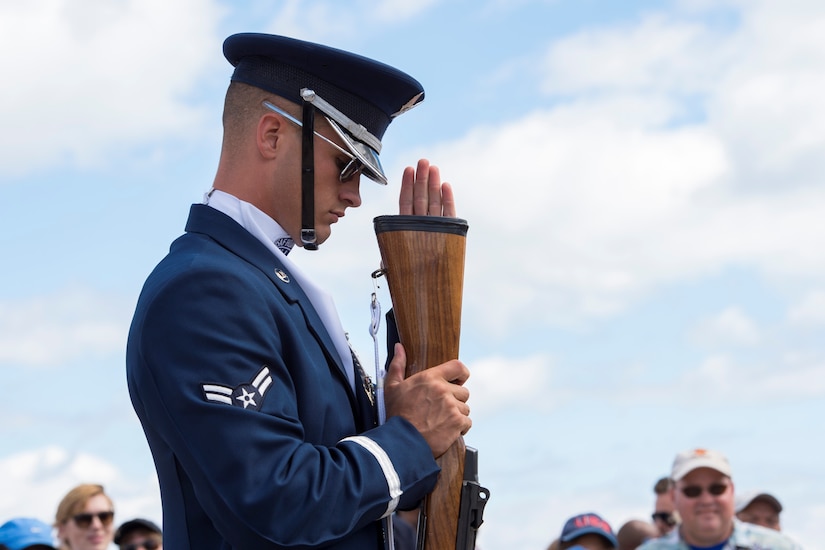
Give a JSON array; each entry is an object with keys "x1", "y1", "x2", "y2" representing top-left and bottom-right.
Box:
[{"x1": 2, "y1": 0, "x2": 824, "y2": 548}]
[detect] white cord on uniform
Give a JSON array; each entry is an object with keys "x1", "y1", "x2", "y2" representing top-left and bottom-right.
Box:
[{"x1": 370, "y1": 291, "x2": 387, "y2": 426}]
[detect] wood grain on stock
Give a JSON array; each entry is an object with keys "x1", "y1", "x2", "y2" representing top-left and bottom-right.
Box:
[{"x1": 374, "y1": 215, "x2": 468, "y2": 550}]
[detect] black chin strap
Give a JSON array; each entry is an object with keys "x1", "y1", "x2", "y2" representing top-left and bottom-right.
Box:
[{"x1": 300, "y1": 99, "x2": 318, "y2": 250}]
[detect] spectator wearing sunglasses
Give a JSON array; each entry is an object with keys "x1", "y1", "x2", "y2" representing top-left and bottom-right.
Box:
[
  {"x1": 638, "y1": 449, "x2": 802, "y2": 550},
  {"x1": 735, "y1": 491, "x2": 783, "y2": 531},
  {"x1": 113, "y1": 518, "x2": 162, "y2": 550},
  {"x1": 53, "y1": 484, "x2": 114, "y2": 550},
  {"x1": 0, "y1": 517, "x2": 57, "y2": 550},
  {"x1": 126, "y1": 32, "x2": 470, "y2": 550},
  {"x1": 652, "y1": 477, "x2": 679, "y2": 535}
]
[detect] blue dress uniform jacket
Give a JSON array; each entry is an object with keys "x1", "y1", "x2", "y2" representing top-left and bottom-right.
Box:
[{"x1": 126, "y1": 204, "x2": 440, "y2": 549}]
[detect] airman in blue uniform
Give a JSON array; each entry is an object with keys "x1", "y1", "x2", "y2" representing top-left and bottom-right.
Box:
[{"x1": 126, "y1": 33, "x2": 471, "y2": 549}]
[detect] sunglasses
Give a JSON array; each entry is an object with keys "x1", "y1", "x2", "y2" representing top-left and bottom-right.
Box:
[
  {"x1": 680, "y1": 483, "x2": 729, "y2": 498},
  {"x1": 262, "y1": 101, "x2": 364, "y2": 182},
  {"x1": 651, "y1": 512, "x2": 674, "y2": 524},
  {"x1": 72, "y1": 511, "x2": 114, "y2": 528},
  {"x1": 122, "y1": 539, "x2": 161, "y2": 550}
]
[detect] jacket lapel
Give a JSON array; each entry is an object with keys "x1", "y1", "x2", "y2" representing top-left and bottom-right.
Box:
[{"x1": 184, "y1": 204, "x2": 353, "y2": 392}]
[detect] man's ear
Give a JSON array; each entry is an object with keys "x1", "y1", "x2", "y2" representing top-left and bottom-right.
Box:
[{"x1": 257, "y1": 112, "x2": 284, "y2": 160}]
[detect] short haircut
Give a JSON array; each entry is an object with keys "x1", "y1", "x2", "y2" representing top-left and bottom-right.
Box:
[
  {"x1": 654, "y1": 477, "x2": 674, "y2": 495},
  {"x1": 223, "y1": 82, "x2": 271, "y2": 130},
  {"x1": 221, "y1": 81, "x2": 339, "y2": 157}
]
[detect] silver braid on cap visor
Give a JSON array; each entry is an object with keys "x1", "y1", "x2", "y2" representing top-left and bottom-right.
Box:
[
  {"x1": 300, "y1": 88, "x2": 382, "y2": 152},
  {"x1": 298, "y1": 89, "x2": 388, "y2": 185}
]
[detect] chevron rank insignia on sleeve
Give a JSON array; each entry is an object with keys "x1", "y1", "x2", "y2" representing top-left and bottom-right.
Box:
[{"x1": 202, "y1": 366, "x2": 273, "y2": 411}]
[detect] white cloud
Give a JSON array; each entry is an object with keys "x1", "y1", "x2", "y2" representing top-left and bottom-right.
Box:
[
  {"x1": 745, "y1": 362, "x2": 825, "y2": 400},
  {"x1": 787, "y1": 290, "x2": 825, "y2": 326},
  {"x1": 0, "y1": 0, "x2": 224, "y2": 177},
  {"x1": 667, "y1": 353, "x2": 825, "y2": 402},
  {"x1": 467, "y1": 354, "x2": 557, "y2": 415},
  {"x1": 416, "y1": 97, "x2": 733, "y2": 329},
  {"x1": 260, "y1": 0, "x2": 442, "y2": 48},
  {"x1": 261, "y1": 0, "x2": 346, "y2": 43},
  {"x1": 599, "y1": 348, "x2": 825, "y2": 407},
  {"x1": 372, "y1": 0, "x2": 442, "y2": 22},
  {"x1": 0, "y1": 287, "x2": 131, "y2": 367},
  {"x1": 0, "y1": 446, "x2": 160, "y2": 530},
  {"x1": 690, "y1": 306, "x2": 760, "y2": 348},
  {"x1": 708, "y1": 2, "x2": 825, "y2": 187},
  {"x1": 791, "y1": 502, "x2": 825, "y2": 549},
  {"x1": 406, "y1": 1, "x2": 825, "y2": 332},
  {"x1": 287, "y1": 1, "x2": 825, "y2": 363},
  {"x1": 541, "y1": 13, "x2": 730, "y2": 96}
]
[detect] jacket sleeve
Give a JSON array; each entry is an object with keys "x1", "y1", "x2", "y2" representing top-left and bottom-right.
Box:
[{"x1": 127, "y1": 252, "x2": 439, "y2": 548}]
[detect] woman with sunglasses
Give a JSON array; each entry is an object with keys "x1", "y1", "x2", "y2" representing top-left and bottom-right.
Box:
[{"x1": 54, "y1": 484, "x2": 114, "y2": 550}]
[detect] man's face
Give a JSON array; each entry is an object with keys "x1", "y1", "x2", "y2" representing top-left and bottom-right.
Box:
[
  {"x1": 737, "y1": 499, "x2": 781, "y2": 531},
  {"x1": 653, "y1": 491, "x2": 677, "y2": 534},
  {"x1": 309, "y1": 127, "x2": 363, "y2": 245},
  {"x1": 118, "y1": 528, "x2": 162, "y2": 550},
  {"x1": 673, "y1": 467, "x2": 735, "y2": 546},
  {"x1": 271, "y1": 116, "x2": 363, "y2": 247},
  {"x1": 567, "y1": 533, "x2": 613, "y2": 550}
]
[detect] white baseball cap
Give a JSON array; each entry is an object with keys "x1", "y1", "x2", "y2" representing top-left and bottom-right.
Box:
[{"x1": 671, "y1": 448, "x2": 732, "y2": 481}]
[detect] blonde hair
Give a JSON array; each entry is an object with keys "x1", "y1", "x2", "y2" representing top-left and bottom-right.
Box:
[
  {"x1": 55, "y1": 483, "x2": 113, "y2": 524},
  {"x1": 54, "y1": 483, "x2": 114, "y2": 549}
]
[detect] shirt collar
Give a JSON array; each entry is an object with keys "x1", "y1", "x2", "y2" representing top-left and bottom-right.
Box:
[{"x1": 204, "y1": 188, "x2": 294, "y2": 255}]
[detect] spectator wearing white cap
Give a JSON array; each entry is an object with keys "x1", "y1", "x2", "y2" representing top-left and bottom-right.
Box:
[
  {"x1": 638, "y1": 448, "x2": 802, "y2": 549},
  {"x1": 736, "y1": 491, "x2": 783, "y2": 531}
]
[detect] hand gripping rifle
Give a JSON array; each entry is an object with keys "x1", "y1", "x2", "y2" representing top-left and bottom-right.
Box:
[{"x1": 374, "y1": 215, "x2": 490, "y2": 550}]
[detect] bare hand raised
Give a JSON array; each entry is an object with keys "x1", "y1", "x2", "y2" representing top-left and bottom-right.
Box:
[{"x1": 399, "y1": 159, "x2": 456, "y2": 217}]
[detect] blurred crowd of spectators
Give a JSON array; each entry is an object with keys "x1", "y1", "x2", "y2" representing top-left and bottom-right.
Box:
[
  {"x1": 544, "y1": 447, "x2": 801, "y2": 550},
  {"x1": 0, "y1": 483, "x2": 160, "y2": 550}
]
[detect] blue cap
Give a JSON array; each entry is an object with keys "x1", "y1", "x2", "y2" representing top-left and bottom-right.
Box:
[
  {"x1": 223, "y1": 33, "x2": 425, "y2": 185},
  {"x1": 0, "y1": 518, "x2": 56, "y2": 550},
  {"x1": 560, "y1": 513, "x2": 617, "y2": 549},
  {"x1": 224, "y1": 33, "x2": 424, "y2": 142}
]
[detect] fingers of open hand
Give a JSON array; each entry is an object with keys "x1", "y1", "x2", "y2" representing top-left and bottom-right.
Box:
[
  {"x1": 438, "y1": 181, "x2": 456, "y2": 218},
  {"x1": 398, "y1": 159, "x2": 456, "y2": 217},
  {"x1": 398, "y1": 166, "x2": 415, "y2": 215}
]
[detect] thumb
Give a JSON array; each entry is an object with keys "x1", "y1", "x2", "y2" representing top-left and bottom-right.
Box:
[{"x1": 384, "y1": 343, "x2": 407, "y2": 387}]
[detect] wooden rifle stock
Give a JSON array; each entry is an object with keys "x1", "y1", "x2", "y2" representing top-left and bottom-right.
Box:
[{"x1": 374, "y1": 215, "x2": 487, "y2": 550}]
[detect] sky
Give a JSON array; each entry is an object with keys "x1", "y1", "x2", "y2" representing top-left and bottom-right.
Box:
[{"x1": 1, "y1": 0, "x2": 824, "y2": 548}]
